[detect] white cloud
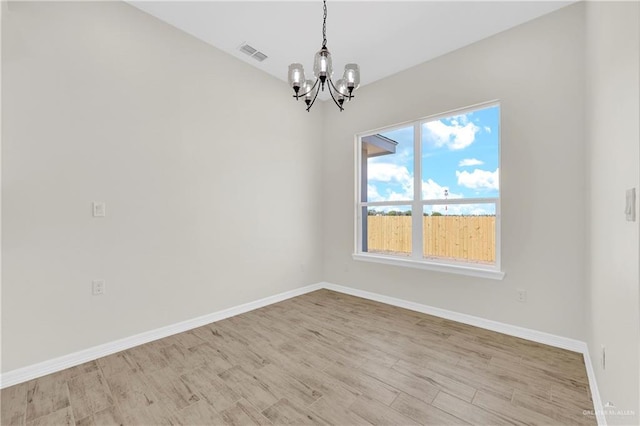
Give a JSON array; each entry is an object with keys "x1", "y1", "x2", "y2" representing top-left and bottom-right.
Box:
[
  {"x1": 367, "y1": 162, "x2": 413, "y2": 201},
  {"x1": 368, "y1": 163, "x2": 411, "y2": 185},
  {"x1": 422, "y1": 179, "x2": 462, "y2": 201},
  {"x1": 368, "y1": 162, "x2": 466, "y2": 203},
  {"x1": 458, "y1": 158, "x2": 484, "y2": 167},
  {"x1": 456, "y1": 168, "x2": 499, "y2": 191},
  {"x1": 387, "y1": 190, "x2": 413, "y2": 202},
  {"x1": 450, "y1": 114, "x2": 470, "y2": 125},
  {"x1": 431, "y1": 203, "x2": 495, "y2": 216},
  {"x1": 484, "y1": 126, "x2": 492, "y2": 133},
  {"x1": 367, "y1": 182, "x2": 413, "y2": 203},
  {"x1": 367, "y1": 184, "x2": 383, "y2": 202},
  {"x1": 424, "y1": 118, "x2": 480, "y2": 150}
]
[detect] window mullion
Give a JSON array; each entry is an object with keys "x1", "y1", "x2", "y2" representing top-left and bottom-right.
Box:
[
  {"x1": 355, "y1": 137, "x2": 362, "y2": 253},
  {"x1": 411, "y1": 122, "x2": 423, "y2": 260}
]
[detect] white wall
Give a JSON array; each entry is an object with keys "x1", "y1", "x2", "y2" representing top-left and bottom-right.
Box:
[
  {"x1": 1, "y1": 1, "x2": 324, "y2": 372},
  {"x1": 585, "y1": 2, "x2": 640, "y2": 424},
  {"x1": 322, "y1": 3, "x2": 587, "y2": 339},
  {"x1": 4, "y1": 5, "x2": 639, "y2": 420}
]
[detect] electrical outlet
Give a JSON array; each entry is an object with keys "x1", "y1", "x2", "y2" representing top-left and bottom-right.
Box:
[
  {"x1": 92, "y1": 280, "x2": 105, "y2": 295},
  {"x1": 517, "y1": 289, "x2": 527, "y2": 302}
]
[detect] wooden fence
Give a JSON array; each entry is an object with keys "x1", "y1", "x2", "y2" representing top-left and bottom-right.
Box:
[{"x1": 366, "y1": 216, "x2": 495, "y2": 263}]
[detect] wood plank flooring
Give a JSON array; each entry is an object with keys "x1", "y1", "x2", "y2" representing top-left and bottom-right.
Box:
[{"x1": 1, "y1": 289, "x2": 597, "y2": 425}]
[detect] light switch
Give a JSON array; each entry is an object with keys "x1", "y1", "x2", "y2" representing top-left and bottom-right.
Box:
[
  {"x1": 625, "y1": 188, "x2": 636, "y2": 222},
  {"x1": 93, "y1": 202, "x2": 106, "y2": 217}
]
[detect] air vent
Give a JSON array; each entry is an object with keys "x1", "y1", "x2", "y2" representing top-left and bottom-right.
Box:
[
  {"x1": 252, "y1": 52, "x2": 268, "y2": 62},
  {"x1": 239, "y1": 43, "x2": 257, "y2": 56},
  {"x1": 238, "y1": 42, "x2": 268, "y2": 62}
]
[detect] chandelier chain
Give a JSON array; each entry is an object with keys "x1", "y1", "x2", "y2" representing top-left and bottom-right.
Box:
[{"x1": 322, "y1": 0, "x2": 327, "y2": 48}]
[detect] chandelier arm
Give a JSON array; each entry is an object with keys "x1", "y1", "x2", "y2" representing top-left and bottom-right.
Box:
[
  {"x1": 326, "y1": 77, "x2": 348, "y2": 98},
  {"x1": 326, "y1": 79, "x2": 345, "y2": 112},
  {"x1": 294, "y1": 78, "x2": 320, "y2": 98},
  {"x1": 326, "y1": 77, "x2": 337, "y2": 92},
  {"x1": 327, "y1": 78, "x2": 355, "y2": 100},
  {"x1": 306, "y1": 82, "x2": 321, "y2": 112}
]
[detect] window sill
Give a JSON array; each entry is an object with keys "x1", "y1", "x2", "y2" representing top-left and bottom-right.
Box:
[{"x1": 352, "y1": 253, "x2": 506, "y2": 280}]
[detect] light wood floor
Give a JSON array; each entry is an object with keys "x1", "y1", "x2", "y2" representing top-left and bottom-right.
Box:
[{"x1": 1, "y1": 289, "x2": 596, "y2": 425}]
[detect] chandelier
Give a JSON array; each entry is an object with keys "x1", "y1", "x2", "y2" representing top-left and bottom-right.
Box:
[{"x1": 287, "y1": 0, "x2": 360, "y2": 112}]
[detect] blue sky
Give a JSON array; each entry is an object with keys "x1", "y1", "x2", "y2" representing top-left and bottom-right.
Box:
[{"x1": 367, "y1": 104, "x2": 499, "y2": 215}]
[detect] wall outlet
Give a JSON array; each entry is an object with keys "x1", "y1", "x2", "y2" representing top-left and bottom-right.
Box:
[
  {"x1": 517, "y1": 289, "x2": 527, "y2": 302},
  {"x1": 92, "y1": 280, "x2": 105, "y2": 295}
]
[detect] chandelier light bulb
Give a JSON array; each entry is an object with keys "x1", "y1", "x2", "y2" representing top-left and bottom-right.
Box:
[
  {"x1": 302, "y1": 79, "x2": 315, "y2": 106},
  {"x1": 288, "y1": 0, "x2": 359, "y2": 112},
  {"x1": 313, "y1": 47, "x2": 333, "y2": 83},
  {"x1": 343, "y1": 63, "x2": 360, "y2": 93},
  {"x1": 288, "y1": 63, "x2": 305, "y2": 96},
  {"x1": 335, "y1": 78, "x2": 348, "y2": 96}
]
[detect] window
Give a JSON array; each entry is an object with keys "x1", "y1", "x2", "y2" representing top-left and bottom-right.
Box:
[{"x1": 354, "y1": 102, "x2": 503, "y2": 279}]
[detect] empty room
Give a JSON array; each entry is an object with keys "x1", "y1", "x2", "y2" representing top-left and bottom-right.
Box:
[{"x1": 1, "y1": 0, "x2": 639, "y2": 425}]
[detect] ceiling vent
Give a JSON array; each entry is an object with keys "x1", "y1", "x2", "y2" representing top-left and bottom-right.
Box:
[
  {"x1": 252, "y1": 51, "x2": 268, "y2": 62},
  {"x1": 238, "y1": 42, "x2": 268, "y2": 62}
]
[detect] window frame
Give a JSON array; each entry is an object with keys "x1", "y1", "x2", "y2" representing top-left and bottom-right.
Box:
[{"x1": 353, "y1": 100, "x2": 504, "y2": 280}]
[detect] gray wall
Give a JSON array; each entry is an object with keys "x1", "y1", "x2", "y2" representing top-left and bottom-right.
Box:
[
  {"x1": 322, "y1": 3, "x2": 587, "y2": 340},
  {"x1": 585, "y1": 2, "x2": 640, "y2": 423},
  {"x1": 1, "y1": 1, "x2": 324, "y2": 372}
]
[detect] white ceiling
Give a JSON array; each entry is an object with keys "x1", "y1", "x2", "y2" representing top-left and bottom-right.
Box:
[{"x1": 129, "y1": 1, "x2": 575, "y2": 88}]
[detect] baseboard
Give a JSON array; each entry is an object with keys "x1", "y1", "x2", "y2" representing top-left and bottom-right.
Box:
[
  {"x1": 583, "y1": 350, "x2": 607, "y2": 426},
  {"x1": 0, "y1": 282, "x2": 323, "y2": 389},
  {"x1": 0, "y1": 280, "x2": 606, "y2": 426},
  {"x1": 321, "y1": 281, "x2": 606, "y2": 425},
  {"x1": 322, "y1": 282, "x2": 586, "y2": 351}
]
